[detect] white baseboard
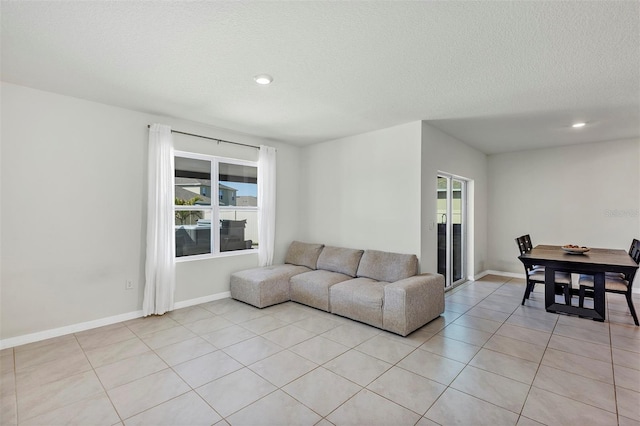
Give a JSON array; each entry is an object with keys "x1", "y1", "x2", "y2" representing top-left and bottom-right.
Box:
[
  {"x1": 2, "y1": 272, "x2": 637, "y2": 349},
  {"x1": 473, "y1": 270, "x2": 525, "y2": 280},
  {"x1": 473, "y1": 270, "x2": 640, "y2": 294},
  {"x1": 0, "y1": 291, "x2": 232, "y2": 350},
  {"x1": 174, "y1": 291, "x2": 230, "y2": 309},
  {"x1": 0, "y1": 310, "x2": 144, "y2": 350}
]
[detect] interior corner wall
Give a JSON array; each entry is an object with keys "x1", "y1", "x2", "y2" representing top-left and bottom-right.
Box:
[
  {"x1": 299, "y1": 121, "x2": 423, "y2": 258},
  {"x1": 487, "y1": 138, "x2": 640, "y2": 276},
  {"x1": 0, "y1": 82, "x2": 302, "y2": 341},
  {"x1": 420, "y1": 122, "x2": 488, "y2": 278}
]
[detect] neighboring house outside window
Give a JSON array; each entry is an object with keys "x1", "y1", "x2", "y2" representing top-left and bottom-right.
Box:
[
  {"x1": 218, "y1": 184, "x2": 237, "y2": 206},
  {"x1": 174, "y1": 151, "x2": 258, "y2": 259}
]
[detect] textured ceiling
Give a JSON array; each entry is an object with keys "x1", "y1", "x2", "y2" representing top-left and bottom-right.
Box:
[{"x1": 2, "y1": 1, "x2": 638, "y2": 154}]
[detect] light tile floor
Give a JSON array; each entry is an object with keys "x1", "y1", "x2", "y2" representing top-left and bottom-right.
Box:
[{"x1": 1, "y1": 275, "x2": 639, "y2": 425}]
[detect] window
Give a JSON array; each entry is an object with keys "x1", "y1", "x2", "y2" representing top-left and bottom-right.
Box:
[{"x1": 174, "y1": 152, "x2": 258, "y2": 259}]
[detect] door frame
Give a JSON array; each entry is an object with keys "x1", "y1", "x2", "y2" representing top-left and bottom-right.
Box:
[{"x1": 437, "y1": 172, "x2": 468, "y2": 288}]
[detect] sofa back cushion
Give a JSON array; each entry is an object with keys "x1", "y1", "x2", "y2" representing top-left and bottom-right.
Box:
[
  {"x1": 317, "y1": 246, "x2": 364, "y2": 277},
  {"x1": 284, "y1": 241, "x2": 325, "y2": 270},
  {"x1": 356, "y1": 250, "x2": 418, "y2": 282}
]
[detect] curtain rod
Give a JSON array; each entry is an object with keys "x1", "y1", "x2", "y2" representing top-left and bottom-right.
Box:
[{"x1": 147, "y1": 125, "x2": 260, "y2": 150}]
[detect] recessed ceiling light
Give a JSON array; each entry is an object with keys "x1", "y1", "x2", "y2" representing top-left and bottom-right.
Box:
[
  {"x1": 572, "y1": 122, "x2": 586, "y2": 128},
  {"x1": 254, "y1": 74, "x2": 273, "y2": 85}
]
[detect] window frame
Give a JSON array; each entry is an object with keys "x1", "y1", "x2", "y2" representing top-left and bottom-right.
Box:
[{"x1": 174, "y1": 150, "x2": 259, "y2": 262}]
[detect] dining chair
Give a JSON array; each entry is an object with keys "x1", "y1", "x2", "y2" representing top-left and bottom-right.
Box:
[
  {"x1": 603, "y1": 239, "x2": 639, "y2": 280},
  {"x1": 516, "y1": 235, "x2": 573, "y2": 305},
  {"x1": 578, "y1": 238, "x2": 640, "y2": 326}
]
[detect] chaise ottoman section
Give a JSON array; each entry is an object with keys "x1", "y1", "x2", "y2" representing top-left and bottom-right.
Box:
[
  {"x1": 330, "y1": 278, "x2": 386, "y2": 328},
  {"x1": 230, "y1": 241, "x2": 324, "y2": 309},
  {"x1": 230, "y1": 264, "x2": 310, "y2": 308}
]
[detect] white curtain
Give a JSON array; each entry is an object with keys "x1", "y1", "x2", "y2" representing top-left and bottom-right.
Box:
[
  {"x1": 258, "y1": 145, "x2": 277, "y2": 266},
  {"x1": 143, "y1": 124, "x2": 176, "y2": 316}
]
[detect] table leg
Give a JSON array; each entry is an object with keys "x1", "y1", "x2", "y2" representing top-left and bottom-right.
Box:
[
  {"x1": 545, "y1": 267, "x2": 555, "y2": 312},
  {"x1": 593, "y1": 271, "x2": 606, "y2": 322}
]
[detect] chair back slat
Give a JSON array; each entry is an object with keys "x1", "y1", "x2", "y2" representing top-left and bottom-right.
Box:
[
  {"x1": 515, "y1": 234, "x2": 534, "y2": 256},
  {"x1": 515, "y1": 236, "x2": 527, "y2": 256},
  {"x1": 630, "y1": 238, "x2": 640, "y2": 264}
]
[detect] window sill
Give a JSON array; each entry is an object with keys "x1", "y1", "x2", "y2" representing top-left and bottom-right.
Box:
[{"x1": 175, "y1": 248, "x2": 258, "y2": 263}]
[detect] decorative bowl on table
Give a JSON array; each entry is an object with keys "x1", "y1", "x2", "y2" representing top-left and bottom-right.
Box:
[{"x1": 562, "y1": 245, "x2": 590, "y2": 254}]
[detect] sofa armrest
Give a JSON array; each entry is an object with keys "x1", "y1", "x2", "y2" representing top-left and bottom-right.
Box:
[{"x1": 383, "y1": 273, "x2": 445, "y2": 336}]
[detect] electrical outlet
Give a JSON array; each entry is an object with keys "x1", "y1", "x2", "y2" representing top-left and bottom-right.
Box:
[{"x1": 125, "y1": 279, "x2": 134, "y2": 290}]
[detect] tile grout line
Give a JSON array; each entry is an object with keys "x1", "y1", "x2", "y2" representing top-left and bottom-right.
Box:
[
  {"x1": 7, "y1": 279, "x2": 638, "y2": 425},
  {"x1": 420, "y1": 277, "x2": 526, "y2": 423},
  {"x1": 462, "y1": 278, "x2": 535, "y2": 422}
]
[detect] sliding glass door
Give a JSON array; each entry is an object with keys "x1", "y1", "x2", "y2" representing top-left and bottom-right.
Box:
[{"x1": 437, "y1": 174, "x2": 467, "y2": 288}]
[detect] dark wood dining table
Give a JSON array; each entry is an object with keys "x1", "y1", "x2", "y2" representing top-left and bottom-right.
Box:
[{"x1": 518, "y1": 245, "x2": 639, "y2": 321}]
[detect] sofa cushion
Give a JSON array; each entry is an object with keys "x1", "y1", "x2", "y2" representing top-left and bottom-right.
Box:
[
  {"x1": 284, "y1": 241, "x2": 324, "y2": 270},
  {"x1": 290, "y1": 270, "x2": 352, "y2": 311},
  {"x1": 330, "y1": 278, "x2": 386, "y2": 328},
  {"x1": 356, "y1": 250, "x2": 418, "y2": 283},
  {"x1": 317, "y1": 246, "x2": 364, "y2": 277}
]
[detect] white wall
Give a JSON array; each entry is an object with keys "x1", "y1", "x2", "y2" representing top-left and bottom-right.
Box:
[
  {"x1": 299, "y1": 122, "x2": 423, "y2": 258},
  {"x1": 487, "y1": 138, "x2": 640, "y2": 274},
  {"x1": 0, "y1": 83, "x2": 301, "y2": 341},
  {"x1": 421, "y1": 122, "x2": 488, "y2": 278},
  {"x1": 6, "y1": 81, "x2": 635, "y2": 343}
]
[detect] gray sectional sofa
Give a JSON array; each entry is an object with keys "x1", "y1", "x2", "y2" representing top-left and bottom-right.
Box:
[{"x1": 230, "y1": 241, "x2": 444, "y2": 336}]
